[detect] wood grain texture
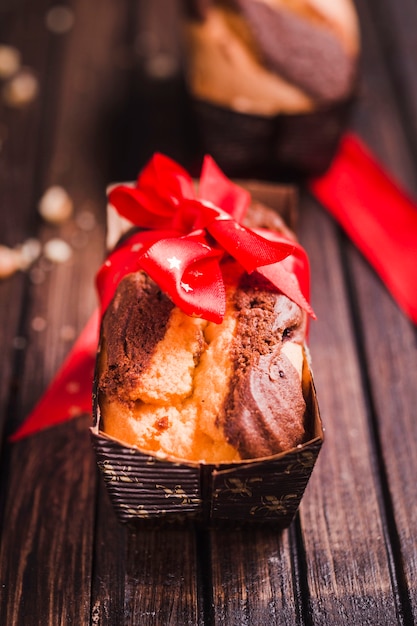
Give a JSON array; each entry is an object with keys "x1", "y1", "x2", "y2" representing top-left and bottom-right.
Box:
[
  {"x1": 0, "y1": 1, "x2": 60, "y2": 443},
  {"x1": 91, "y1": 482, "x2": 201, "y2": 626},
  {"x1": 0, "y1": 417, "x2": 96, "y2": 626},
  {"x1": 352, "y1": 0, "x2": 417, "y2": 194},
  {"x1": 363, "y1": 0, "x2": 417, "y2": 162},
  {"x1": 89, "y1": 483, "x2": 128, "y2": 625},
  {"x1": 122, "y1": 525, "x2": 200, "y2": 625},
  {"x1": 346, "y1": 1, "x2": 417, "y2": 617},
  {"x1": 210, "y1": 526, "x2": 300, "y2": 625},
  {"x1": 348, "y1": 245, "x2": 417, "y2": 625},
  {"x1": 339, "y1": 0, "x2": 417, "y2": 621},
  {"x1": 298, "y1": 197, "x2": 400, "y2": 625},
  {"x1": 10, "y1": 0, "x2": 131, "y2": 430},
  {"x1": 1, "y1": 0, "x2": 417, "y2": 624}
]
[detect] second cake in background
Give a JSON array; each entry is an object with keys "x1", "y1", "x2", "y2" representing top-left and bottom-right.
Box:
[{"x1": 182, "y1": 0, "x2": 360, "y2": 179}]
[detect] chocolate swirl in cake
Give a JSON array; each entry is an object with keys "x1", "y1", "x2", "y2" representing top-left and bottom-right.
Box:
[
  {"x1": 223, "y1": 286, "x2": 306, "y2": 458},
  {"x1": 99, "y1": 272, "x2": 175, "y2": 400},
  {"x1": 232, "y1": 0, "x2": 355, "y2": 103}
]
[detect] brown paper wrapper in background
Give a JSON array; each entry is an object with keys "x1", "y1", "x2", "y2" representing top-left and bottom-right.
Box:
[{"x1": 189, "y1": 97, "x2": 355, "y2": 181}]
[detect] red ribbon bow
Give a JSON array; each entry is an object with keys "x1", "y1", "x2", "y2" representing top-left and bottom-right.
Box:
[{"x1": 97, "y1": 153, "x2": 314, "y2": 323}]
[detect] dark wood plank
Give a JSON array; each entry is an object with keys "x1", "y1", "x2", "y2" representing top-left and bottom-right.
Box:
[
  {"x1": 91, "y1": 483, "x2": 201, "y2": 626},
  {"x1": 364, "y1": 0, "x2": 417, "y2": 167},
  {"x1": 0, "y1": 417, "x2": 96, "y2": 626},
  {"x1": 210, "y1": 526, "x2": 300, "y2": 625},
  {"x1": 297, "y1": 197, "x2": 400, "y2": 624},
  {"x1": 123, "y1": 525, "x2": 200, "y2": 625},
  {"x1": 0, "y1": 1, "x2": 63, "y2": 444},
  {"x1": 11, "y1": 0, "x2": 132, "y2": 428},
  {"x1": 294, "y1": 0, "x2": 417, "y2": 620},
  {"x1": 352, "y1": 0, "x2": 417, "y2": 194},
  {"x1": 344, "y1": 2, "x2": 417, "y2": 620},
  {"x1": 112, "y1": 0, "x2": 196, "y2": 180},
  {"x1": 89, "y1": 483, "x2": 127, "y2": 625},
  {"x1": 1, "y1": 2, "x2": 133, "y2": 625},
  {"x1": 348, "y1": 239, "x2": 417, "y2": 624}
]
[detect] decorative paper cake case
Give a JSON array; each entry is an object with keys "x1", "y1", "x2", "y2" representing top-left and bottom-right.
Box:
[
  {"x1": 90, "y1": 180, "x2": 323, "y2": 526},
  {"x1": 91, "y1": 353, "x2": 323, "y2": 527},
  {"x1": 190, "y1": 97, "x2": 354, "y2": 180}
]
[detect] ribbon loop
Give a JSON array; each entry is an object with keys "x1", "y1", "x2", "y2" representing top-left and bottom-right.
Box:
[
  {"x1": 99, "y1": 154, "x2": 314, "y2": 323},
  {"x1": 199, "y1": 155, "x2": 251, "y2": 221}
]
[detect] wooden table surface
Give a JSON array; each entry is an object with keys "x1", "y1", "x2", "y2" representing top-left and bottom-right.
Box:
[{"x1": 1, "y1": 1, "x2": 417, "y2": 624}]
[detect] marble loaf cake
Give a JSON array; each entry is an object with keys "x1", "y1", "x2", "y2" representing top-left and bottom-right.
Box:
[
  {"x1": 97, "y1": 199, "x2": 310, "y2": 465},
  {"x1": 183, "y1": 0, "x2": 360, "y2": 178}
]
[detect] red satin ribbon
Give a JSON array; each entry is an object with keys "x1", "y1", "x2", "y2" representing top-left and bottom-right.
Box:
[
  {"x1": 309, "y1": 133, "x2": 417, "y2": 324},
  {"x1": 9, "y1": 308, "x2": 99, "y2": 442},
  {"x1": 97, "y1": 153, "x2": 314, "y2": 323},
  {"x1": 13, "y1": 134, "x2": 415, "y2": 443}
]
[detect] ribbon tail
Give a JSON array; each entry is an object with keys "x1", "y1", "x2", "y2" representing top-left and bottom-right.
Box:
[
  {"x1": 258, "y1": 258, "x2": 315, "y2": 319},
  {"x1": 9, "y1": 308, "x2": 100, "y2": 442},
  {"x1": 208, "y1": 218, "x2": 295, "y2": 273},
  {"x1": 309, "y1": 132, "x2": 417, "y2": 324}
]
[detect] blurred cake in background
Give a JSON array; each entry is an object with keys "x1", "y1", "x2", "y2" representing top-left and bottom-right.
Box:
[{"x1": 182, "y1": 0, "x2": 360, "y2": 180}]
